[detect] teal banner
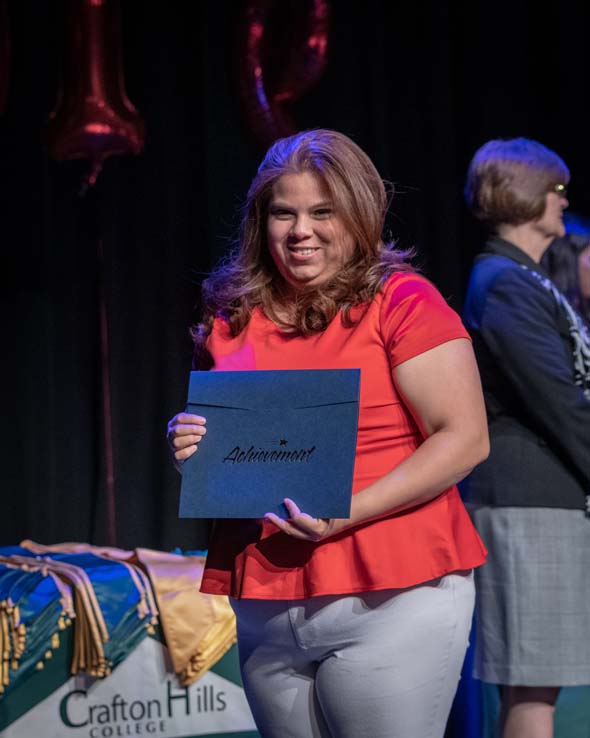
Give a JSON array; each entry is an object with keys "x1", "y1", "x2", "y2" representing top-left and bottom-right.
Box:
[{"x1": 0, "y1": 634, "x2": 259, "y2": 738}]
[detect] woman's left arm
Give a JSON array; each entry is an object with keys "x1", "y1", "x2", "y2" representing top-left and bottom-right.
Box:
[{"x1": 266, "y1": 338, "x2": 489, "y2": 540}]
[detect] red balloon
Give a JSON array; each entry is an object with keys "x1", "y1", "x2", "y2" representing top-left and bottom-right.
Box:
[
  {"x1": 235, "y1": 0, "x2": 331, "y2": 150},
  {"x1": 269, "y1": 0, "x2": 330, "y2": 103},
  {"x1": 47, "y1": 0, "x2": 145, "y2": 187}
]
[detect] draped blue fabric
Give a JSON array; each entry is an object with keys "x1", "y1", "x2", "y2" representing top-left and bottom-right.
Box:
[{"x1": 0, "y1": 546, "x2": 152, "y2": 695}]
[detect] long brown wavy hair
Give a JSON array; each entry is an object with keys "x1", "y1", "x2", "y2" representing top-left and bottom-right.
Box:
[{"x1": 193, "y1": 129, "x2": 414, "y2": 366}]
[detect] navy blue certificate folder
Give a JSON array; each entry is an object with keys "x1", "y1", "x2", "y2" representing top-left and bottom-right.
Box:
[{"x1": 178, "y1": 369, "x2": 361, "y2": 519}]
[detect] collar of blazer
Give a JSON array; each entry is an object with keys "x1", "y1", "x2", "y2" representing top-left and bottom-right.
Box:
[{"x1": 481, "y1": 236, "x2": 553, "y2": 279}]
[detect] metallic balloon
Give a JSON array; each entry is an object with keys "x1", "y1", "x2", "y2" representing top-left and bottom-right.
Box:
[
  {"x1": 235, "y1": 0, "x2": 331, "y2": 150},
  {"x1": 47, "y1": 0, "x2": 145, "y2": 188}
]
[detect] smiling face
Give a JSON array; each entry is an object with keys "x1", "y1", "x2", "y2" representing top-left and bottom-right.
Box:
[{"x1": 266, "y1": 171, "x2": 356, "y2": 291}]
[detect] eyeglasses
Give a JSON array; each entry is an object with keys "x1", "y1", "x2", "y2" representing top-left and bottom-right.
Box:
[{"x1": 552, "y1": 183, "x2": 568, "y2": 198}]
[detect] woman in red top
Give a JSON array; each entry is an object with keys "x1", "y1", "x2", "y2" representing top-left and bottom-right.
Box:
[{"x1": 168, "y1": 129, "x2": 489, "y2": 738}]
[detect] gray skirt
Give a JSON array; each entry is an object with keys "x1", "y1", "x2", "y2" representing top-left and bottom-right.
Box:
[{"x1": 468, "y1": 505, "x2": 590, "y2": 686}]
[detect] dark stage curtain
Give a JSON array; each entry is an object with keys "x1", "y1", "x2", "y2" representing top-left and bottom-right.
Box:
[{"x1": 3, "y1": 0, "x2": 590, "y2": 552}]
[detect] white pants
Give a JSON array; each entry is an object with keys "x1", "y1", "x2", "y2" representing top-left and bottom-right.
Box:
[{"x1": 231, "y1": 571, "x2": 475, "y2": 738}]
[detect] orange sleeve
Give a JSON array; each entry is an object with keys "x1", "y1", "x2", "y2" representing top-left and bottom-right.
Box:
[{"x1": 379, "y1": 273, "x2": 470, "y2": 367}]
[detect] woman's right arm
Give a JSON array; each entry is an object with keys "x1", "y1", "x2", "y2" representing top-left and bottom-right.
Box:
[{"x1": 166, "y1": 413, "x2": 207, "y2": 472}]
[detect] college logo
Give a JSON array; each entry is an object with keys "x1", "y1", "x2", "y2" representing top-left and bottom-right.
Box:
[{"x1": 1, "y1": 638, "x2": 257, "y2": 738}]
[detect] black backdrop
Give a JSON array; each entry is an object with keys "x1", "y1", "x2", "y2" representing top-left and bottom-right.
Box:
[{"x1": 3, "y1": 0, "x2": 590, "y2": 550}]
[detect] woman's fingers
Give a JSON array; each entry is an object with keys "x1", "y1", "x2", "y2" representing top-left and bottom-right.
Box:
[
  {"x1": 174, "y1": 413, "x2": 206, "y2": 426},
  {"x1": 169, "y1": 428, "x2": 206, "y2": 449},
  {"x1": 264, "y1": 498, "x2": 330, "y2": 541},
  {"x1": 167, "y1": 415, "x2": 206, "y2": 447},
  {"x1": 264, "y1": 514, "x2": 316, "y2": 540},
  {"x1": 167, "y1": 415, "x2": 206, "y2": 436},
  {"x1": 167, "y1": 414, "x2": 207, "y2": 466},
  {"x1": 281, "y1": 498, "x2": 300, "y2": 518},
  {"x1": 174, "y1": 444, "x2": 198, "y2": 461}
]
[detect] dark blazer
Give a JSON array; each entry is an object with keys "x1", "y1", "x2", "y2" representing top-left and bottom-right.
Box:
[{"x1": 461, "y1": 237, "x2": 590, "y2": 510}]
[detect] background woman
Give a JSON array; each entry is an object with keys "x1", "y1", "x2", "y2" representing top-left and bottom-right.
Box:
[
  {"x1": 168, "y1": 129, "x2": 489, "y2": 738},
  {"x1": 542, "y1": 232, "x2": 590, "y2": 325},
  {"x1": 462, "y1": 138, "x2": 590, "y2": 738}
]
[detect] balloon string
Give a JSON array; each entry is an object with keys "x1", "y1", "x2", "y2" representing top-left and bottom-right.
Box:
[
  {"x1": 97, "y1": 238, "x2": 117, "y2": 546},
  {"x1": 80, "y1": 158, "x2": 104, "y2": 197}
]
